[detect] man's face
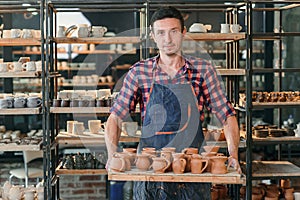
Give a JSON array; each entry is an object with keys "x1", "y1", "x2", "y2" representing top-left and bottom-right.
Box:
[{"x1": 151, "y1": 18, "x2": 186, "y2": 56}]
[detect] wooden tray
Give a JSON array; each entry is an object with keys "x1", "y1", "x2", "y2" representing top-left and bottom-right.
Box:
[
  {"x1": 108, "y1": 168, "x2": 244, "y2": 184},
  {"x1": 252, "y1": 161, "x2": 300, "y2": 178}
]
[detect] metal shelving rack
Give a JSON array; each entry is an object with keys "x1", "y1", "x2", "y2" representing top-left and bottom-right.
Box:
[
  {"x1": 0, "y1": 0, "x2": 47, "y2": 199},
  {"x1": 45, "y1": 1, "x2": 145, "y2": 199},
  {"x1": 245, "y1": 1, "x2": 300, "y2": 199}
]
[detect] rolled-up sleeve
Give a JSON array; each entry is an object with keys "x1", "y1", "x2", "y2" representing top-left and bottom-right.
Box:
[
  {"x1": 110, "y1": 66, "x2": 139, "y2": 120},
  {"x1": 202, "y1": 64, "x2": 236, "y2": 124}
]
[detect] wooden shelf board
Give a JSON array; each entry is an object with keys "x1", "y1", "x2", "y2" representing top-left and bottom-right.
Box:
[
  {"x1": 50, "y1": 107, "x2": 111, "y2": 114},
  {"x1": 253, "y1": 101, "x2": 300, "y2": 108},
  {"x1": 206, "y1": 140, "x2": 246, "y2": 148},
  {"x1": 108, "y1": 168, "x2": 244, "y2": 184},
  {"x1": 58, "y1": 82, "x2": 114, "y2": 87},
  {"x1": 0, "y1": 38, "x2": 41, "y2": 46},
  {"x1": 216, "y1": 69, "x2": 245, "y2": 76},
  {"x1": 0, "y1": 71, "x2": 41, "y2": 78},
  {"x1": 72, "y1": 49, "x2": 136, "y2": 55},
  {"x1": 53, "y1": 36, "x2": 140, "y2": 44},
  {"x1": 56, "y1": 132, "x2": 140, "y2": 145},
  {"x1": 0, "y1": 107, "x2": 41, "y2": 115},
  {"x1": 185, "y1": 33, "x2": 246, "y2": 41},
  {"x1": 58, "y1": 67, "x2": 96, "y2": 71},
  {"x1": 252, "y1": 135, "x2": 300, "y2": 143},
  {"x1": 0, "y1": 141, "x2": 42, "y2": 151},
  {"x1": 56, "y1": 168, "x2": 107, "y2": 175},
  {"x1": 13, "y1": 51, "x2": 42, "y2": 55},
  {"x1": 252, "y1": 161, "x2": 300, "y2": 178}
]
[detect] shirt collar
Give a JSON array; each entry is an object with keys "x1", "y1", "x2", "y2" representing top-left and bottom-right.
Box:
[{"x1": 152, "y1": 54, "x2": 194, "y2": 73}]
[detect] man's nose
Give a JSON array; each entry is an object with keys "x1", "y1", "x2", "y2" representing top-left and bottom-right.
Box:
[{"x1": 164, "y1": 32, "x2": 172, "y2": 43}]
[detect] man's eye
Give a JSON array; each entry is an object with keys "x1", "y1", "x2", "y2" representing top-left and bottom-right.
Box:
[
  {"x1": 171, "y1": 30, "x2": 179, "y2": 34},
  {"x1": 157, "y1": 31, "x2": 164, "y2": 35}
]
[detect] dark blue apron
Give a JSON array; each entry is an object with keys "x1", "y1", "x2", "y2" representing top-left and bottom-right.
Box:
[{"x1": 133, "y1": 69, "x2": 211, "y2": 200}]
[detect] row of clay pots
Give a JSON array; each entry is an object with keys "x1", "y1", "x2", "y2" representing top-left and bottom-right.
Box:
[
  {"x1": 240, "y1": 181, "x2": 295, "y2": 200},
  {"x1": 109, "y1": 146, "x2": 231, "y2": 175}
]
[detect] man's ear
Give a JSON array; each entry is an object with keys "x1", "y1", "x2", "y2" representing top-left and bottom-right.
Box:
[{"x1": 182, "y1": 26, "x2": 187, "y2": 35}]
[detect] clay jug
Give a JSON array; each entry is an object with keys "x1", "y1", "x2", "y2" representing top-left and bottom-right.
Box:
[
  {"x1": 160, "y1": 150, "x2": 173, "y2": 172},
  {"x1": 212, "y1": 184, "x2": 228, "y2": 199},
  {"x1": 182, "y1": 148, "x2": 198, "y2": 172},
  {"x1": 161, "y1": 147, "x2": 176, "y2": 152},
  {"x1": 2, "y1": 181, "x2": 12, "y2": 200},
  {"x1": 135, "y1": 154, "x2": 151, "y2": 171},
  {"x1": 123, "y1": 148, "x2": 137, "y2": 154},
  {"x1": 182, "y1": 147, "x2": 198, "y2": 155},
  {"x1": 9, "y1": 186, "x2": 23, "y2": 200},
  {"x1": 210, "y1": 156, "x2": 230, "y2": 174},
  {"x1": 110, "y1": 153, "x2": 126, "y2": 172},
  {"x1": 201, "y1": 152, "x2": 217, "y2": 172},
  {"x1": 116, "y1": 152, "x2": 131, "y2": 171},
  {"x1": 190, "y1": 154, "x2": 208, "y2": 174},
  {"x1": 151, "y1": 157, "x2": 170, "y2": 173},
  {"x1": 172, "y1": 153, "x2": 186, "y2": 174}
]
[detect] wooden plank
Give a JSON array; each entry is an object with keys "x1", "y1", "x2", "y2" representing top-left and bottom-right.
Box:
[
  {"x1": 53, "y1": 36, "x2": 140, "y2": 44},
  {"x1": 0, "y1": 107, "x2": 41, "y2": 115},
  {"x1": 185, "y1": 33, "x2": 246, "y2": 41},
  {"x1": 252, "y1": 161, "x2": 300, "y2": 178},
  {"x1": 58, "y1": 82, "x2": 115, "y2": 87},
  {"x1": 0, "y1": 38, "x2": 41, "y2": 46},
  {"x1": 50, "y1": 107, "x2": 111, "y2": 114},
  {"x1": 0, "y1": 71, "x2": 41, "y2": 78},
  {"x1": 108, "y1": 168, "x2": 244, "y2": 184},
  {"x1": 56, "y1": 168, "x2": 107, "y2": 175},
  {"x1": 56, "y1": 132, "x2": 140, "y2": 145},
  {"x1": 216, "y1": 69, "x2": 245, "y2": 76},
  {"x1": 0, "y1": 141, "x2": 42, "y2": 151},
  {"x1": 253, "y1": 136, "x2": 300, "y2": 142}
]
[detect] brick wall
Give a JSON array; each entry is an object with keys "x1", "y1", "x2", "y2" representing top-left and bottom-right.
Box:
[{"x1": 59, "y1": 174, "x2": 107, "y2": 200}]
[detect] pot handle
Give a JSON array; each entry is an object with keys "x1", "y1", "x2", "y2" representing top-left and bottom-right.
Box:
[{"x1": 200, "y1": 159, "x2": 209, "y2": 174}]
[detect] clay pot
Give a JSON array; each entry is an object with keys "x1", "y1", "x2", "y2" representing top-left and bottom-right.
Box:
[
  {"x1": 123, "y1": 148, "x2": 137, "y2": 154},
  {"x1": 161, "y1": 147, "x2": 176, "y2": 152},
  {"x1": 116, "y1": 152, "x2": 131, "y2": 171},
  {"x1": 284, "y1": 187, "x2": 294, "y2": 199},
  {"x1": 183, "y1": 153, "x2": 192, "y2": 172},
  {"x1": 190, "y1": 154, "x2": 208, "y2": 174},
  {"x1": 110, "y1": 153, "x2": 126, "y2": 172},
  {"x1": 135, "y1": 154, "x2": 151, "y2": 171},
  {"x1": 181, "y1": 147, "x2": 198, "y2": 155},
  {"x1": 212, "y1": 184, "x2": 228, "y2": 199},
  {"x1": 203, "y1": 145, "x2": 220, "y2": 153},
  {"x1": 210, "y1": 156, "x2": 230, "y2": 174},
  {"x1": 172, "y1": 153, "x2": 186, "y2": 174},
  {"x1": 9, "y1": 186, "x2": 23, "y2": 200},
  {"x1": 280, "y1": 179, "x2": 291, "y2": 189},
  {"x1": 252, "y1": 193, "x2": 263, "y2": 200},
  {"x1": 211, "y1": 188, "x2": 219, "y2": 200},
  {"x1": 160, "y1": 151, "x2": 173, "y2": 172},
  {"x1": 151, "y1": 157, "x2": 170, "y2": 173},
  {"x1": 201, "y1": 152, "x2": 217, "y2": 172},
  {"x1": 142, "y1": 147, "x2": 156, "y2": 151}
]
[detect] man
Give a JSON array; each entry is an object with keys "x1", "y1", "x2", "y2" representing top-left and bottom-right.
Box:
[{"x1": 105, "y1": 6, "x2": 241, "y2": 199}]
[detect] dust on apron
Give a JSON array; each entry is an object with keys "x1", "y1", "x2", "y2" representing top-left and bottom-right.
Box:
[{"x1": 134, "y1": 69, "x2": 211, "y2": 200}]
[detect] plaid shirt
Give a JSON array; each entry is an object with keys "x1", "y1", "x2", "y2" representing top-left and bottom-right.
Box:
[{"x1": 110, "y1": 54, "x2": 235, "y2": 124}]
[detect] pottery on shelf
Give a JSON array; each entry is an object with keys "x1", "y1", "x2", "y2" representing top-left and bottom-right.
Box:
[
  {"x1": 135, "y1": 154, "x2": 151, "y2": 171},
  {"x1": 151, "y1": 157, "x2": 170, "y2": 173},
  {"x1": 190, "y1": 154, "x2": 208, "y2": 174},
  {"x1": 172, "y1": 153, "x2": 186, "y2": 174}
]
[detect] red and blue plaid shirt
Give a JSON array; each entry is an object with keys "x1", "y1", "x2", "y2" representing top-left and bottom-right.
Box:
[{"x1": 110, "y1": 54, "x2": 235, "y2": 124}]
